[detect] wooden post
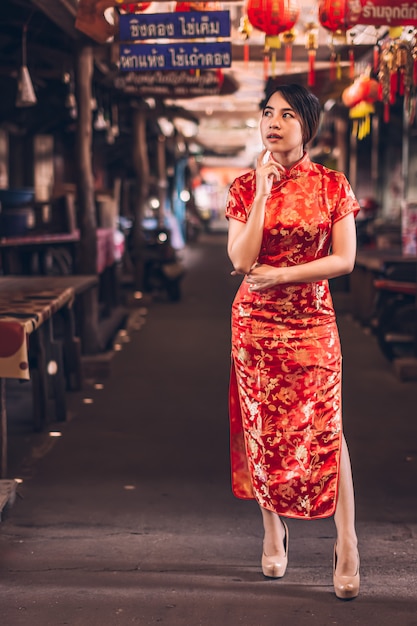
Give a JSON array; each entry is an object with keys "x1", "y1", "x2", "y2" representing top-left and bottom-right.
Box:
[
  {"x1": 349, "y1": 126, "x2": 357, "y2": 192},
  {"x1": 0, "y1": 379, "x2": 6, "y2": 478},
  {"x1": 74, "y1": 42, "x2": 97, "y2": 275},
  {"x1": 157, "y1": 134, "x2": 167, "y2": 229},
  {"x1": 131, "y1": 107, "x2": 150, "y2": 291},
  {"x1": 74, "y1": 43, "x2": 100, "y2": 354}
]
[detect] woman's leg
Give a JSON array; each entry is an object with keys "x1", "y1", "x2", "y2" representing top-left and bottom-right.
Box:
[
  {"x1": 260, "y1": 506, "x2": 286, "y2": 556},
  {"x1": 334, "y1": 435, "x2": 359, "y2": 575}
]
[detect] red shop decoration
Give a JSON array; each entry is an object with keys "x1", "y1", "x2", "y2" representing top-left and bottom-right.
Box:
[
  {"x1": 318, "y1": 0, "x2": 356, "y2": 81},
  {"x1": 119, "y1": 2, "x2": 151, "y2": 11},
  {"x1": 378, "y1": 31, "x2": 416, "y2": 123},
  {"x1": 175, "y1": 2, "x2": 221, "y2": 11},
  {"x1": 246, "y1": 0, "x2": 300, "y2": 79},
  {"x1": 342, "y1": 74, "x2": 381, "y2": 140}
]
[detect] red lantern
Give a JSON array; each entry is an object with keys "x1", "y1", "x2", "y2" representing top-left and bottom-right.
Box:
[
  {"x1": 342, "y1": 76, "x2": 380, "y2": 109},
  {"x1": 318, "y1": 0, "x2": 355, "y2": 80},
  {"x1": 246, "y1": 0, "x2": 300, "y2": 78}
]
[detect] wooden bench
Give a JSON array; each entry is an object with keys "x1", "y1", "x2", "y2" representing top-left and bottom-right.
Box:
[{"x1": 0, "y1": 275, "x2": 98, "y2": 478}]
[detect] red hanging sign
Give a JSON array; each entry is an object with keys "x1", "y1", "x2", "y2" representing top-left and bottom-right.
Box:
[{"x1": 346, "y1": 0, "x2": 417, "y2": 27}]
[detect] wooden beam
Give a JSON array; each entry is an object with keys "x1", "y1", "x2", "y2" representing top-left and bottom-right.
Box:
[{"x1": 30, "y1": 0, "x2": 79, "y2": 38}]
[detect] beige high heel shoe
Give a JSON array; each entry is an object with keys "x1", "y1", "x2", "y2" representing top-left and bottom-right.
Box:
[
  {"x1": 333, "y1": 543, "x2": 360, "y2": 600},
  {"x1": 261, "y1": 520, "x2": 289, "y2": 578}
]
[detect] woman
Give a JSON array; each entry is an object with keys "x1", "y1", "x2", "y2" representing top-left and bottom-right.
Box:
[{"x1": 226, "y1": 84, "x2": 360, "y2": 600}]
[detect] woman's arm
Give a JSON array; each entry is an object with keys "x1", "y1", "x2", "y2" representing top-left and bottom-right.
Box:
[
  {"x1": 227, "y1": 198, "x2": 267, "y2": 274},
  {"x1": 227, "y1": 150, "x2": 281, "y2": 275},
  {"x1": 246, "y1": 212, "x2": 357, "y2": 291}
]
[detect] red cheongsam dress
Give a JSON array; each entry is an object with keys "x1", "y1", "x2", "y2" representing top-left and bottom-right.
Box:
[{"x1": 226, "y1": 153, "x2": 360, "y2": 519}]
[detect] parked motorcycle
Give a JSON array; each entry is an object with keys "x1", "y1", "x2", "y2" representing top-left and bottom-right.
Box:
[{"x1": 142, "y1": 225, "x2": 185, "y2": 302}]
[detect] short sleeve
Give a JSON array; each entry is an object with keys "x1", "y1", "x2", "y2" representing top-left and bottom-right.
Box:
[
  {"x1": 331, "y1": 173, "x2": 360, "y2": 223},
  {"x1": 225, "y1": 174, "x2": 255, "y2": 223}
]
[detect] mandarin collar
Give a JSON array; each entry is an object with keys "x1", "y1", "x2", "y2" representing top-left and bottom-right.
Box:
[{"x1": 269, "y1": 152, "x2": 311, "y2": 181}]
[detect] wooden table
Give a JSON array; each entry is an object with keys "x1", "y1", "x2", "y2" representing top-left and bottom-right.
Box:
[
  {"x1": 351, "y1": 249, "x2": 417, "y2": 325},
  {"x1": 0, "y1": 275, "x2": 98, "y2": 477},
  {"x1": 0, "y1": 229, "x2": 122, "y2": 339}
]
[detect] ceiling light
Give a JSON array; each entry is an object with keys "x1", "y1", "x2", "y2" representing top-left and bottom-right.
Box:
[
  {"x1": 158, "y1": 117, "x2": 175, "y2": 137},
  {"x1": 94, "y1": 109, "x2": 108, "y2": 131},
  {"x1": 16, "y1": 23, "x2": 37, "y2": 107}
]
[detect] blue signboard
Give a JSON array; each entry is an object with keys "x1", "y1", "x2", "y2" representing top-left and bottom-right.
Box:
[
  {"x1": 120, "y1": 42, "x2": 232, "y2": 72},
  {"x1": 119, "y1": 11, "x2": 231, "y2": 42}
]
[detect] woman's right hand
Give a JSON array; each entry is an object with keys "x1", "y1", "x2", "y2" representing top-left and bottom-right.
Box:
[{"x1": 255, "y1": 149, "x2": 281, "y2": 199}]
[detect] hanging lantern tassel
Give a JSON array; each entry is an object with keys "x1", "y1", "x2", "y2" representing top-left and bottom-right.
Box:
[
  {"x1": 337, "y1": 52, "x2": 342, "y2": 80},
  {"x1": 281, "y1": 29, "x2": 296, "y2": 73},
  {"x1": 271, "y1": 49, "x2": 277, "y2": 78},
  {"x1": 307, "y1": 48, "x2": 316, "y2": 86},
  {"x1": 390, "y1": 69, "x2": 398, "y2": 103},
  {"x1": 350, "y1": 101, "x2": 374, "y2": 140},
  {"x1": 238, "y1": 14, "x2": 253, "y2": 68},
  {"x1": 265, "y1": 35, "x2": 281, "y2": 79},
  {"x1": 244, "y1": 43, "x2": 250, "y2": 66},
  {"x1": 330, "y1": 48, "x2": 337, "y2": 81},
  {"x1": 216, "y1": 69, "x2": 224, "y2": 88},
  {"x1": 349, "y1": 48, "x2": 355, "y2": 80},
  {"x1": 373, "y1": 44, "x2": 380, "y2": 74},
  {"x1": 263, "y1": 52, "x2": 269, "y2": 81},
  {"x1": 305, "y1": 22, "x2": 318, "y2": 87}
]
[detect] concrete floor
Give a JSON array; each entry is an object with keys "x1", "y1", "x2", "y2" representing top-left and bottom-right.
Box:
[{"x1": 0, "y1": 232, "x2": 416, "y2": 626}]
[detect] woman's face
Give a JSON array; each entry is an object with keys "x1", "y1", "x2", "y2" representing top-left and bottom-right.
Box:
[{"x1": 260, "y1": 91, "x2": 304, "y2": 162}]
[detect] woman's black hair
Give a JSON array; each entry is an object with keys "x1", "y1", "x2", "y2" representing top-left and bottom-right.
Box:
[{"x1": 262, "y1": 84, "x2": 321, "y2": 146}]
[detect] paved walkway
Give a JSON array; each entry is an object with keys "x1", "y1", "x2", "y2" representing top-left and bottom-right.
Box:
[{"x1": 1, "y1": 233, "x2": 416, "y2": 626}]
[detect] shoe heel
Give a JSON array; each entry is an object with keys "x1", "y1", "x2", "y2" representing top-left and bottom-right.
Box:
[
  {"x1": 333, "y1": 543, "x2": 360, "y2": 600},
  {"x1": 261, "y1": 520, "x2": 289, "y2": 579}
]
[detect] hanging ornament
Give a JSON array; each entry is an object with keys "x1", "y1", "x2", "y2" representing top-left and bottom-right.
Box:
[
  {"x1": 412, "y1": 31, "x2": 417, "y2": 88},
  {"x1": 378, "y1": 31, "x2": 415, "y2": 123},
  {"x1": 246, "y1": 0, "x2": 300, "y2": 79},
  {"x1": 318, "y1": 0, "x2": 355, "y2": 81},
  {"x1": 378, "y1": 41, "x2": 394, "y2": 122},
  {"x1": 238, "y1": 14, "x2": 253, "y2": 67}
]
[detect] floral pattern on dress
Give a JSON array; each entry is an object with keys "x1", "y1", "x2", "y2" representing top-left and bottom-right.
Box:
[{"x1": 226, "y1": 154, "x2": 360, "y2": 519}]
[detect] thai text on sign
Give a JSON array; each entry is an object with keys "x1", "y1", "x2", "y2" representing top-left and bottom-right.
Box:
[
  {"x1": 347, "y1": 0, "x2": 417, "y2": 26},
  {"x1": 119, "y1": 11, "x2": 231, "y2": 41},
  {"x1": 120, "y1": 42, "x2": 231, "y2": 71}
]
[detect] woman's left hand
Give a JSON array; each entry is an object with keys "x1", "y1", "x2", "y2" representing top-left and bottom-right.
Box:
[{"x1": 246, "y1": 264, "x2": 283, "y2": 291}]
